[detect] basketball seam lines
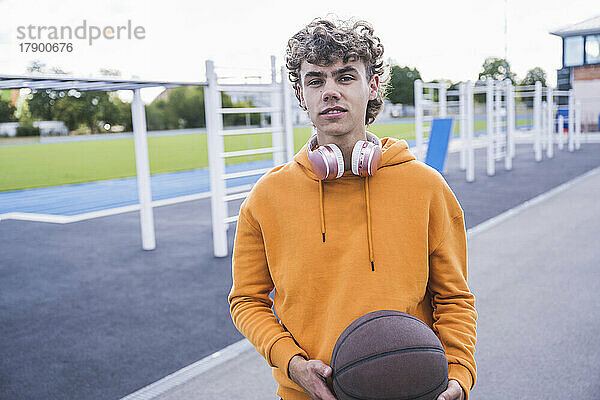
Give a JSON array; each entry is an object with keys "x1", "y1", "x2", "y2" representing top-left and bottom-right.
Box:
[
  {"x1": 333, "y1": 346, "x2": 445, "y2": 377},
  {"x1": 331, "y1": 312, "x2": 431, "y2": 368}
]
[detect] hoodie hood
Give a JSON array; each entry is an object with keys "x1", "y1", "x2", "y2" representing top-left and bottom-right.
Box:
[
  {"x1": 294, "y1": 135, "x2": 416, "y2": 181},
  {"x1": 293, "y1": 135, "x2": 416, "y2": 271}
]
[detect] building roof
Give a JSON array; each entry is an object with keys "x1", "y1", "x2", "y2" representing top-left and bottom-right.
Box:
[
  {"x1": 0, "y1": 74, "x2": 206, "y2": 91},
  {"x1": 550, "y1": 15, "x2": 600, "y2": 37}
]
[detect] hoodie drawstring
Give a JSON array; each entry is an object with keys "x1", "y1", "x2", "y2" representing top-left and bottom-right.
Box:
[
  {"x1": 365, "y1": 176, "x2": 375, "y2": 271},
  {"x1": 319, "y1": 180, "x2": 326, "y2": 242},
  {"x1": 317, "y1": 177, "x2": 375, "y2": 271}
]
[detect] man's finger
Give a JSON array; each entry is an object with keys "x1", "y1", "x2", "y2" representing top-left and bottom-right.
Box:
[{"x1": 437, "y1": 380, "x2": 463, "y2": 400}]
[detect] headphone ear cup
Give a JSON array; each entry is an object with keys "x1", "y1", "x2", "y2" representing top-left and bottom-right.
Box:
[
  {"x1": 351, "y1": 140, "x2": 368, "y2": 176},
  {"x1": 307, "y1": 134, "x2": 345, "y2": 180},
  {"x1": 352, "y1": 140, "x2": 381, "y2": 177},
  {"x1": 325, "y1": 143, "x2": 345, "y2": 179}
]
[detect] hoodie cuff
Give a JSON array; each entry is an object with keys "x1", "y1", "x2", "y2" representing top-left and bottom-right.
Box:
[
  {"x1": 449, "y1": 363, "x2": 474, "y2": 400},
  {"x1": 269, "y1": 336, "x2": 309, "y2": 379}
]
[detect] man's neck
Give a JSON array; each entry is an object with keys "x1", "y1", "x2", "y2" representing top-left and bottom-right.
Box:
[{"x1": 316, "y1": 128, "x2": 367, "y2": 171}]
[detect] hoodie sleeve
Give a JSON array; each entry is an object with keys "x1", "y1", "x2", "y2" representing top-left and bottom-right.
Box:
[
  {"x1": 427, "y1": 178, "x2": 478, "y2": 399},
  {"x1": 228, "y1": 200, "x2": 309, "y2": 379}
]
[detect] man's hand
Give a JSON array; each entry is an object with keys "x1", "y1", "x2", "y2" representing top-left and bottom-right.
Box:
[
  {"x1": 437, "y1": 379, "x2": 465, "y2": 400},
  {"x1": 288, "y1": 355, "x2": 337, "y2": 400}
]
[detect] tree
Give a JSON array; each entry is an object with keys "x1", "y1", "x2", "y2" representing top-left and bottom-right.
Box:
[
  {"x1": 478, "y1": 57, "x2": 516, "y2": 84},
  {"x1": 520, "y1": 67, "x2": 547, "y2": 87},
  {"x1": 386, "y1": 66, "x2": 422, "y2": 105},
  {"x1": 0, "y1": 99, "x2": 16, "y2": 122},
  {"x1": 27, "y1": 89, "x2": 56, "y2": 120}
]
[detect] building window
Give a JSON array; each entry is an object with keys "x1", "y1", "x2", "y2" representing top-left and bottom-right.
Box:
[
  {"x1": 564, "y1": 36, "x2": 584, "y2": 67},
  {"x1": 585, "y1": 35, "x2": 600, "y2": 64}
]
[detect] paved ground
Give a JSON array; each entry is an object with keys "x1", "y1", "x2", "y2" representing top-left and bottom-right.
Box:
[
  {"x1": 1, "y1": 142, "x2": 599, "y2": 400},
  {"x1": 158, "y1": 158, "x2": 600, "y2": 400}
]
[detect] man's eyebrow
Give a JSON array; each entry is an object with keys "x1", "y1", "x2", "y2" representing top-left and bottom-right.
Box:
[
  {"x1": 333, "y1": 66, "x2": 358, "y2": 76},
  {"x1": 303, "y1": 66, "x2": 359, "y2": 80},
  {"x1": 304, "y1": 71, "x2": 326, "y2": 78}
]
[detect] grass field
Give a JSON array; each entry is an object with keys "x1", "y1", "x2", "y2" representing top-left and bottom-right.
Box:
[{"x1": 0, "y1": 119, "x2": 529, "y2": 191}]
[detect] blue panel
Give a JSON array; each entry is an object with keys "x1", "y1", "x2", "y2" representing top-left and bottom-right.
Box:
[{"x1": 425, "y1": 118, "x2": 454, "y2": 173}]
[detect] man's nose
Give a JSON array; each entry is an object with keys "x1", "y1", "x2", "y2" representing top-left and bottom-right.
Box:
[{"x1": 321, "y1": 82, "x2": 341, "y2": 102}]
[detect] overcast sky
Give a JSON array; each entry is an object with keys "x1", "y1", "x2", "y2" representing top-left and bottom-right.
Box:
[{"x1": 0, "y1": 0, "x2": 597, "y2": 102}]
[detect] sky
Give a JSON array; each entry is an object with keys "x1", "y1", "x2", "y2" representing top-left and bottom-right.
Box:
[{"x1": 0, "y1": 0, "x2": 598, "y2": 103}]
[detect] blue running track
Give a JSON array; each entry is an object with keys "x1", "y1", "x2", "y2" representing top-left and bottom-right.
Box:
[{"x1": 0, "y1": 160, "x2": 275, "y2": 216}]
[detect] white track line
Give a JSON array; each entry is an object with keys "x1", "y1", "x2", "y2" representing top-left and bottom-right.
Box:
[
  {"x1": 0, "y1": 185, "x2": 254, "y2": 224},
  {"x1": 119, "y1": 339, "x2": 253, "y2": 400},
  {"x1": 118, "y1": 164, "x2": 600, "y2": 400}
]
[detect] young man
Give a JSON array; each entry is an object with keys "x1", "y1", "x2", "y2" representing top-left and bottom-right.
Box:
[{"x1": 228, "y1": 18, "x2": 477, "y2": 400}]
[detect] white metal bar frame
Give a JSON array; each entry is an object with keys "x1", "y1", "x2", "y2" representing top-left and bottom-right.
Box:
[
  {"x1": 205, "y1": 60, "x2": 229, "y2": 257},
  {"x1": 131, "y1": 88, "x2": 156, "y2": 251},
  {"x1": 205, "y1": 58, "x2": 295, "y2": 257}
]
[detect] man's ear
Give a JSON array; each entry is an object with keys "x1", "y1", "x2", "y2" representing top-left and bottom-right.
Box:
[
  {"x1": 296, "y1": 84, "x2": 307, "y2": 110},
  {"x1": 368, "y1": 74, "x2": 380, "y2": 101}
]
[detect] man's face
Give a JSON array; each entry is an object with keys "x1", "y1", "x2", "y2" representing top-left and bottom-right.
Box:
[{"x1": 297, "y1": 58, "x2": 379, "y2": 137}]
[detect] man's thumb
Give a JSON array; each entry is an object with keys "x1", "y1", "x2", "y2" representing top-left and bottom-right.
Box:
[{"x1": 322, "y1": 365, "x2": 332, "y2": 377}]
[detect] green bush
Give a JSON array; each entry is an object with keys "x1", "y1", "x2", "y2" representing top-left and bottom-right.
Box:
[{"x1": 16, "y1": 123, "x2": 40, "y2": 137}]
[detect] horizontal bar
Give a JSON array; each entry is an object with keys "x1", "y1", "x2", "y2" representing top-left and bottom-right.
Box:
[
  {"x1": 218, "y1": 107, "x2": 281, "y2": 114},
  {"x1": 222, "y1": 167, "x2": 271, "y2": 180},
  {"x1": 220, "y1": 126, "x2": 284, "y2": 136},
  {"x1": 515, "y1": 85, "x2": 537, "y2": 90},
  {"x1": 220, "y1": 146, "x2": 284, "y2": 158},
  {"x1": 223, "y1": 191, "x2": 251, "y2": 202},
  {"x1": 218, "y1": 84, "x2": 277, "y2": 93},
  {"x1": 553, "y1": 91, "x2": 571, "y2": 96},
  {"x1": 224, "y1": 215, "x2": 239, "y2": 224}
]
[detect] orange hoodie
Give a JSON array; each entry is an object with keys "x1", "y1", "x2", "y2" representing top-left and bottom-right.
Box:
[{"x1": 228, "y1": 136, "x2": 477, "y2": 399}]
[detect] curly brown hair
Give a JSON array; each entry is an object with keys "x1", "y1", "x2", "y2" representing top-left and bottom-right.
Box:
[{"x1": 286, "y1": 18, "x2": 389, "y2": 125}]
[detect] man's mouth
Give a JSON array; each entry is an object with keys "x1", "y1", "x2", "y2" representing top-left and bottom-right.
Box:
[{"x1": 320, "y1": 106, "x2": 347, "y2": 117}]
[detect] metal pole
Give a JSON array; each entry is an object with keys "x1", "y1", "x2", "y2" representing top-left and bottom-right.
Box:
[
  {"x1": 575, "y1": 101, "x2": 581, "y2": 150},
  {"x1": 205, "y1": 60, "x2": 228, "y2": 257},
  {"x1": 486, "y1": 80, "x2": 495, "y2": 176},
  {"x1": 558, "y1": 115, "x2": 565, "y2": 150},
  {"x1": 547, "y1": 87, "x2": 554, "y2": 158},
  {"x1": 459, "y1": 82, "x2": 466, "y2": 171},
  {"x1": 131, "y1": 88, "x2": 156, "y2": 251},
  {"x1": 439, "y1": 84, "x2": 447, "y2": 118},
  {"x1": 270, "y1": 56, "x2": 285, "y2": 166},
  {"x1": 281, "y1": 66, "x2": 295, "y2": 162},
  {"x1": 414, "y1": 80, "x2": 423, "y2": 161},
  {"x1": 534, "y1": 81, "x2": 542, "y2": 161},
  {"x1": 505, "y1": 80, "x2": 514, "y2": 171},
  {"x1": 568, "y1": 90, "x2": 574, "y2": 152},
  {"x1": 466, "y1": 81, "x2": 475, "y2": 183}
]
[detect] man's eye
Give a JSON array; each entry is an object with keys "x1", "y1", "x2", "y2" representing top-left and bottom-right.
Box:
[
  {"x1": 340, "y1": 76, "x2": 354, "y2": 82},
  {"x1": 308, "y1": 80, "x2": 322, "y2": 86}
]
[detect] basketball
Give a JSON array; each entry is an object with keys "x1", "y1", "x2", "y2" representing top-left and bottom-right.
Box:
[{"x1": 330, "y1": 310, "x2": 448, "y2": 400}]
